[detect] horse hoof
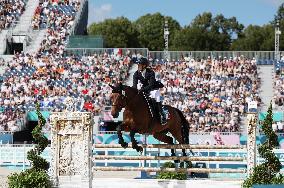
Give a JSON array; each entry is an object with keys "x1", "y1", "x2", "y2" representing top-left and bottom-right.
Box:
[
  {"x1": 174, "y1": 160, "x2": 180, "y2": 164},
  {"x1": 179, "y1": 161, "x2": 192, "y2": 168},
  {"x1": 120, "y1": 142, "x2": 128, "y2": 148},
  {"x1": 136, "y1": 146, "x2": 143, "y2": 153}
]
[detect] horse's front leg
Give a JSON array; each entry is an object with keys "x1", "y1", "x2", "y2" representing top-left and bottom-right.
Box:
[
  {"x1": 116, "y1": 123, "x2": 128, "y2": 148},
  {"x1": 130, "y1": 130, "x2": 143, "y2": 153}
]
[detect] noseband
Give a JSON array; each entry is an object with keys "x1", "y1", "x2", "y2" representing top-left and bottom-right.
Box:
[{"x1": 112, "y1": 93, "x2": 127, "y2": 108}]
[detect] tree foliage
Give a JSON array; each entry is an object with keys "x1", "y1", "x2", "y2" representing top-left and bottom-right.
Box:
[
  {"x1": 134, "y1": 13, "x2": 181, "y2": 50},
  {"x1": 231, "y1": 24, "x2": 274, "y2": 51},
  {"x1": 88, "y1": 17, "x2": 140, "y2": 48},
  {"x1": 87, "y1": 3, "x2": 284, "y2": 51}
]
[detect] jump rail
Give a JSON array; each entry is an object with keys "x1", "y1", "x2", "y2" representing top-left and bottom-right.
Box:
[
  {"x1": 93, "y1": 167, "x2": 246, "y2": 173},
  {"x1": 93, "y1": 144, "x2": 246, "y2": 149},
  {"x1": 93, "y1": 155, "x2": 245, "y2": 161}
]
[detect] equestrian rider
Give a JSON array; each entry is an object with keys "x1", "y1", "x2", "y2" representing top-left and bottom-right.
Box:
[{"x1": 132, "y1": 57, "x2": 167, "y2": 125}]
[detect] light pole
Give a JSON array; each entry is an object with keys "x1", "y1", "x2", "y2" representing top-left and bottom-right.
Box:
[
  {"x1": 275, "y1": 19, "x2": 281, "y2": 61},
  {"x1": 164, "y1": 19, "x2": 170, "y2": 62}
]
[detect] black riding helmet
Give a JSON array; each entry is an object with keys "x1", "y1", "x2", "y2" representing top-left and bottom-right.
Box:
[{"x1": 137, "y1": 57, "x2": 149, "y2": 66}]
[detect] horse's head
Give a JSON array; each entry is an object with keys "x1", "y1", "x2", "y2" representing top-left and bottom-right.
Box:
[{"x1": 109, "y1": 83, "x2": 127, "y2": 118}]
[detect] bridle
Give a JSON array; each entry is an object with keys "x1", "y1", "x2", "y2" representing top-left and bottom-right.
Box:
[
  {"x1": 111, "y1": 92, "x2": 127, "y2": 109},
  {"x1": 110, "y1": 85, "x2": 140, "y2": 110}
]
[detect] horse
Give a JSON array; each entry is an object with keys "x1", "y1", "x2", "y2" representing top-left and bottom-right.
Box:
[{"x1": 109, "y1": 83, "x2": 192, "y2": 158}]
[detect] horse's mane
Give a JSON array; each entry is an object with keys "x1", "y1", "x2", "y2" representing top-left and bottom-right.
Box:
[
  {"x1": 111, "y1": 83, "x2": 138, "y2": 98},
  {"x1": 122, "y1": 84, "x2": 137, "y2": 93}
]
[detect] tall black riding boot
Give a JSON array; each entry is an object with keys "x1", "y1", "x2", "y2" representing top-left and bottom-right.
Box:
[{"x1": 156, "y1": 102, "x2": 167, "y2": 125}]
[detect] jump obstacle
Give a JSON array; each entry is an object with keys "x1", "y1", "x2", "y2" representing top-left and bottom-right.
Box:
[
  {"x1": 49, "y1": 111, "x2": 257, "y2": 188},
  {"x1": 92, "y1": 112, "x2": 257, "y2": 176},
  {"x1": 92, "y1": 143, "x2": 247, "y2": 174}
]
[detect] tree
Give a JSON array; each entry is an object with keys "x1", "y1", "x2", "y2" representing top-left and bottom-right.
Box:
[
  {"x1": 173, "y1": 12, "x2": 244, "y2": 51},
  {"x1": 134, "y1": 13, "x2": 181, "y2": 51},
  {"x1": 172, "y1": 26, "x2": 207, "y2": 51},
  {"x1": 211, "y1": 15, "x2": 244, "y2": 50},
  {"x1": 88, "y1": 17, "x2": 139, "y2": 48},
  {"x1": 231, "y1": 24, "x2": 274, "y2": 51}
]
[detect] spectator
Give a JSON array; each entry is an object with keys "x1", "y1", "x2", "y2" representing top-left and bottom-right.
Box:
[{"x1": 0, "y1": 0, "x2": 26, "y2": 31}]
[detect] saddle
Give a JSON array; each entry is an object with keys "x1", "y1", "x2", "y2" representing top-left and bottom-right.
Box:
[{"x1": 142, "y1": 93, "x2": 170, "y2": 121}]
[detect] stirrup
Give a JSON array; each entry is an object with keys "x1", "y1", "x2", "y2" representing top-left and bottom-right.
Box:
[
  {"x1": 161, "y1": 120, "x2": 167, "y2": 125},
  {"x1": 160, "y1": 115, "x2": 167, "y2": 125}
]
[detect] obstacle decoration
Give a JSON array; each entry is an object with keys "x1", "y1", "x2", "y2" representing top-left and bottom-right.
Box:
[
  {"x1": 8, "y1": 103, "x2": 51, "y2": 188},
  {"x1": 157, "y1": 161, "x2": 188, "y2": 180},
  {"x1": 243, "y1": 103, "x2": 284, "y2": 188},
  {"x1": 247, "y1": 112, "x2": 257, "y2": 176},
  {"x1": 49, "y1": 100, "x2": 93, "y2": 188}
]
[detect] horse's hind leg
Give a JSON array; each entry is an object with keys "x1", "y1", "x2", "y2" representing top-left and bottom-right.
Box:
[
  {"x1": 130, "y1": 130, "x2": 143, "y2": 153},
  {"x1": 182, "y1": 149, "x2": 187, "y2": 156},
  {"x1": 153, "y1": 133, "x2": 177, "y2": 160},
  {"x1": 117, "y1": 123, "x2": 128, "y2": 148}
]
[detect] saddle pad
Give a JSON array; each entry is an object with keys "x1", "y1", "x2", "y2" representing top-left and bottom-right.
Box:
[{"x1": 162, "y1": 105, "x2": 171, "y2": 120}]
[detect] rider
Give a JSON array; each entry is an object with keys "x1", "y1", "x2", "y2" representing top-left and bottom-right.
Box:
[{"x1": 132, "y1": 57, "x2": 167, "y2": 125}]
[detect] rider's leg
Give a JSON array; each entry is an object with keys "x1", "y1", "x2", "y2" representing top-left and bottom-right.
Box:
[
  {"x1": 155, "y1": 90, "x2": 167, "y2": 125},
  {"x1": 149, "y1": 90, "x2": 157, "y2": 117}
]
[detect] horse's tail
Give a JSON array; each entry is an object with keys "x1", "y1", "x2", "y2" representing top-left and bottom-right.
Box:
[{"x1": 175, "y1": 108, "x2": 189, "y2": 144}]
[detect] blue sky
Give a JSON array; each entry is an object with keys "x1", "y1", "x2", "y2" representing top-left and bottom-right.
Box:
[{"x1": 88, "y1": 0, "x2": 284, "y2": 27}]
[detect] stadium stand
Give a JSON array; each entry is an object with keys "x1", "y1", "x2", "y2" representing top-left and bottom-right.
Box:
[
  {"x1": 0, "y1": 0, "x2": 272, "y2": 134},
  {"x1": 0, "y1": 0, "x2": 137, "y2": 131},
  {"x1": 0, "y1": 0, "x2": 26, "y2": 31},
  {"x1": 274, "y1": 60, "x2": 284, "y2": 108},
  {"x1": 153, "y1": 56, "x2": 260, "y2": 132}
]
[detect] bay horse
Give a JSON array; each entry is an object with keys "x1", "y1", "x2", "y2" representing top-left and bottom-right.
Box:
[{"x1": 109, "y1": 83, "x2": 191, "y2": 158}]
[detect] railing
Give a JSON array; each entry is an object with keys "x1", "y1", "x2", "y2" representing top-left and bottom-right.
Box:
[
  {"x1": 149, "y1": 51, "x2": 281, "y2": 61},
  {"x1": 64, "y1": 48, "x2": 149, "y2": 57},
  {"x1": 95, "y1": 131, "x2": 244, "y2": 135},
  {"x1": 62, "y1": 50, "x2": 281, "y2": 60}
]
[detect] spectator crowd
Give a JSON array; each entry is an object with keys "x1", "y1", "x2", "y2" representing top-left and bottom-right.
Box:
[
  {"x1": 152, "y1": 56, "x2": 260, "y2": 132},
  {"x1": 274, "y1": 61, "x2": 284, "y2": 107},
  {"x1": 0, "y1": 0, "x2": 26, "y2": 31},
  {"x1": 0, "y1": 0, "x2": 269, "y2": 134},
  {"x1": 0, "y1": 0, "x2": 137, "y2": 131}
]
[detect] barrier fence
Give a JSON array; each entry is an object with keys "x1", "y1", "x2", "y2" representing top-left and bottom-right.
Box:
[
  {"x1": 92, "y1": 143, "x2": 248, "y2": 174},
  {"x1": 92, "y1": 167, "x2": 246, "y2": 174},
  {"x1": 63, "y1": 49, "x2": 283, "y2": 61},
  {"x1": 93, "y1": 155, "x2": 245, "y2": 161},
  {"x1": 93, "y1": 144, "x2": 246, "y2": 149}
]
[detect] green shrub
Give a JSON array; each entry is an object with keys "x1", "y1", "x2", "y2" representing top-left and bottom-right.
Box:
[
  {"x1": 157, "y1": 161, "x2": 188, "y2": 180},
  {"x1": 8, "y1": 169, "x2": 51, "y2": 188},
  {"x1": 8, "y1": 103, "x2": 51, "y2": 187}
]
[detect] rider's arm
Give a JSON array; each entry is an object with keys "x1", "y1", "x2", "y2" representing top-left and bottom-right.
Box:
[{"x1": 140, "y1": 71, "x2": 155, "y2": 92}]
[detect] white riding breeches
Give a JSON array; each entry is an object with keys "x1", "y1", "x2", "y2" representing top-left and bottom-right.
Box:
[{"x1": 150, "y1": 90, "x2": 161, "y2": 102}]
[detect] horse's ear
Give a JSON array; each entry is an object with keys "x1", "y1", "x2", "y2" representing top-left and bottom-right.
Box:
[
  {"x1": 118, "y1": 82, "x2": 126, "y2": 90},
  {"x1": 109, "y1": 84, "x2": 119, "y2": 93}
]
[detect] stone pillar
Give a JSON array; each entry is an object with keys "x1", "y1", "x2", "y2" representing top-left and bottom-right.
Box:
[
  {"x1": 247, "y1": 112, "x2": 257, "y2": 176},
  {"x1": 49, "y1": 112, "x2": 93, "y2": 188}
]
